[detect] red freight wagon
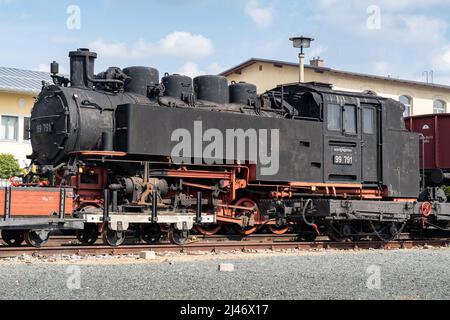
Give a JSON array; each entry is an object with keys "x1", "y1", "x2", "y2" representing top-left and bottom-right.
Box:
[
  {"x1": 0, "y1": 187, "x2": 83, "y2": 247},
  {"x1": 406, "y1": 114, "x2": 450, "y2": 185}
]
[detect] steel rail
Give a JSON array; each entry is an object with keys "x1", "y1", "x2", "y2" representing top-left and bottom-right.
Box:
[{"x1": 0, "y1": 239, "x2": 449, "y2": 259}]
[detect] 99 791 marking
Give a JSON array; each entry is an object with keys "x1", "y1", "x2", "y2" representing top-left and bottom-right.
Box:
[{"x1": 334, "y1": 154, "x2": 353, "y2": 165}]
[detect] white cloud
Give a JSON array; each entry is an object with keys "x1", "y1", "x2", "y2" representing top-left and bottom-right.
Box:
[
  {"x1": 90, "y1": 31, "x2": 214, "y2": 60},
  {"x1": 90, "y1": 40, "x2": 129, "y2": 58},
  {"x1": 371, "y1": 0, "x2": 450, "y2": 11},
  {"x1": 245, "y1": 0, "x2": 274, "y2": 28},
  {"x1": 207, "y1": 62, "x2": 224, "y2": 75},
  {"x1": 175, "y1": 62, "x2": 224, "y2": 78},
  {"x1": 433, "y1": 46, "x2": 450, "y2": 72},
  {"x1": 374, "y1": 61, "x2": 391, "y2": 75},
  {"x1": 176, "y1": 62, "x2": 205, "y2": 78},
  {"x1": 400, "y1": 14, "x2": 447, "y2": 45},
  {"x1": 307, "y1": 0, "x2": 450, "y2": 84},
  {"x1": 316, "y1": 0, "x2": 450, "y2": 11}
]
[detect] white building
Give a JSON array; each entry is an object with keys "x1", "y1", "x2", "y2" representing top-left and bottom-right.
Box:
[{"x1": 0, "y1": 67, "x2": 52, "y2": 167}]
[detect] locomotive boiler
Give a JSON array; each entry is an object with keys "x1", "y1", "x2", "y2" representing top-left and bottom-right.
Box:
[{"x1": 1, "y1": 48, "x2": 449, "y2": 248}]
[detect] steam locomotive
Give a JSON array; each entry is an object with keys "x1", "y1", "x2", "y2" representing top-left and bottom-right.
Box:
[{"x1": 1, "y1": 48, "x2": 449, "y2": 248}]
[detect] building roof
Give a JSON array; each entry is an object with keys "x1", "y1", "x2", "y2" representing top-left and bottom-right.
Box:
[
  {"x1": 0, "y1": 67, "x2": 53, "y2": 95},
  {"x1": 220, "y1": 58, "x2": 450, "y2": 91}
]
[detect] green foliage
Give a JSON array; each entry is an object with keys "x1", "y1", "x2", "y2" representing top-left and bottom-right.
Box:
[
  {"x1": 441, "y1": 186, "x2": 450, "y2": 199},
  {"x1": 0, "y1": 154, "x2": 21, "y2": 179}
]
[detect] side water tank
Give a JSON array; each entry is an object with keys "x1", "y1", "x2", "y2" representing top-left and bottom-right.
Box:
[
  {"x1": 194, "y1": 75, "x2": 229, "y2": 104},
  {"x1": 162, "y1": 74, "x2": 193, "y2": 99},
  {"x1": 229, "y1": 81, "x2": 257, "y2": 105},
  {"x1": 123, "y1": 67, "x2": 159, "y2": 96}
]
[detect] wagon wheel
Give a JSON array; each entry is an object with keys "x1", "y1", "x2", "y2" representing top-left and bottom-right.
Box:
[
  {"x1": 102, "y1": 228, "x2": 126, "y2": 247},
  {"x1": 1, "y1": 230, "x2": 25, "y2": 247},
  {"x1": 76, "y1": 224, "x2": 99, "y2": 245},
  {"x1": 232, "y1": 198, "x2": 261, "y2": 236},
  {"x1": 168, "y1": 226, "x2": 190, "y2": 246},
  {"x1": 24, "y1": 230, "x2": 50, "y2": 248},
  {"x1": 140, "y1": 224, "x2": 162, "y2": 244},
  {"x1": 347, "y1": 222, "x2": 363, "y2": 242},
  {"x1": 267, "y1": 225, "x2": 291, "y2": 235},
  {"x1": 195, "y1": 225, "x2": 222, "y2": 236},
  {"x1": 326, "y1": 222, "x2": 348, "y2": 242},
  {"x1": 297, "y1": 226, "x2": 319, "y2": 242},
  {"x1": 370, "y1": 221, "x2": 405, "y2": 242}
]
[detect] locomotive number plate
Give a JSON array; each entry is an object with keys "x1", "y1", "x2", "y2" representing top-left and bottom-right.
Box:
[
  {"x1": 333, "y1": 155, "x2": 353, "y2": 165},
  {"x1": 36, "y1": 122, "x2": 53, "y2": 134}
]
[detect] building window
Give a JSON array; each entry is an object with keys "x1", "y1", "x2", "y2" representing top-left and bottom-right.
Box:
[
  {"x1": 399, "y1": 95, "x2": 412, "y2": 117},
  {"x1": 24, "y1": 117, "x2": 31, "y2": 141},
  {"x1": 1, "y1": 116, "x2": 18, "y2": 141},
  {"x1": 434, "y1": 100, "x2": 446, "y2": 114},
  {"x1": 327, "y1": 104, "x2": 342, "y2": 132}
]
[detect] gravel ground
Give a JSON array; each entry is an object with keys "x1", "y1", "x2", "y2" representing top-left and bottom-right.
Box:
[{"x1": 0, "y1": 249, "x2": 449, "y2": 300}]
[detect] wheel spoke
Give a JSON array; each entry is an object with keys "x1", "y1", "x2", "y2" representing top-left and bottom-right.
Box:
[
  {"x1": 168, "y1": 226, "x2": 190, "y2": 245},
  {"x1": 232, "y1": 198, "x2": 261, "y2": 236},
  {"x1": 140, "y1": 224, "x2": 161, "y2": 244},
  {"x1": 102, "y1": 229, "x2": 126, "y2": 247},
  {"x1": 268, "y1": 225, "x2": 291, "y2": 235},
  {"x1": 195, "y1": 225, "x2": 222, "y2": 236},
  {"x1": 1, "y1": 230, "x2": 25, "y2": 247},
  {"x1": 24, "y1": 230, "x2": 50, "y2": 248}
]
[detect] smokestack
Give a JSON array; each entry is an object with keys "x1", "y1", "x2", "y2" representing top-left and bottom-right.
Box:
[{"x1": 69, "y1": 48, "x2": 97, "y2": 88}]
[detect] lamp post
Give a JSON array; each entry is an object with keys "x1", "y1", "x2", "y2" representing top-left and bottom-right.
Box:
[{"x1": 290, "y1": 36, "x2": 314, "y2": 83}]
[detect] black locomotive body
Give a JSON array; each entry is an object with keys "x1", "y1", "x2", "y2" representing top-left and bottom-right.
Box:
[
  {"x1": 1, "y1": 48, "x2": 449, "y2": 248},
  {"x1": 32, "y1": 49, "x2": 419, "y2": 197}
]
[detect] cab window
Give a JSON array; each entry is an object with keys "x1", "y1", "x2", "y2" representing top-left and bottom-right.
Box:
[
  {"x1": 363, "y1": 108, "x2": 375, "y2": 134},
  {"x1": 327, "y1": 104, "x2": 342, "y2": 132},
  {"x1": 343, "y1": 105, "x2": 357, "y2": 134}
]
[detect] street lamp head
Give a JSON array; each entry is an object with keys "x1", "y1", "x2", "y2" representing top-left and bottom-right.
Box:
[
  {"x1": 290, "y1": 36, "x2": 314, "y2": 52},
  {"x1": 290, "y1": 36, "x2": 314, "y2": 83}
]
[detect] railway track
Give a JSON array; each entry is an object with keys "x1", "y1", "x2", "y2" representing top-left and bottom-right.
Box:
[{"x1": 0, "y1": 237, "x2": 449, "y2": 259}]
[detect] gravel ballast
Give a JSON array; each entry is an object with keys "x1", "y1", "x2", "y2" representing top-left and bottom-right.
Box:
[{"x1": 0, "y1": 249, "x2": 448, "y2": 300}]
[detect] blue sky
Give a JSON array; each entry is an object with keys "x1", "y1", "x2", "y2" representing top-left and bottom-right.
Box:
[{"x1": 1, "y1": 0, "x2": 450, "y2": 84}]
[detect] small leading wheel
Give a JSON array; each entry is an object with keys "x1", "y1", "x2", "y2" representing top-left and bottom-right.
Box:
[
  {"x1": 102, "y1": 228, "x2": 126, "y2": 247},
  {"x1": 140, "y1": 224, "x2": 162, "y2": 244},
  {"x1": 168, "y1": 226, "x2": 190, "y2": 246},
  {"x1": 24, "y1": 230, "x2": 50, "y2": 248},
  {"x1": 1, "y1": 230, "x2": 25, "y2": 247},
  {"x1": 76, "y1": 224, "x2": 99, "y2": 245}
]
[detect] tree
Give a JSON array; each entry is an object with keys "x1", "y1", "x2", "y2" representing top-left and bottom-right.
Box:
[{"x1": 0, "y1": 154, "x2": 21, "y2": 179}]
